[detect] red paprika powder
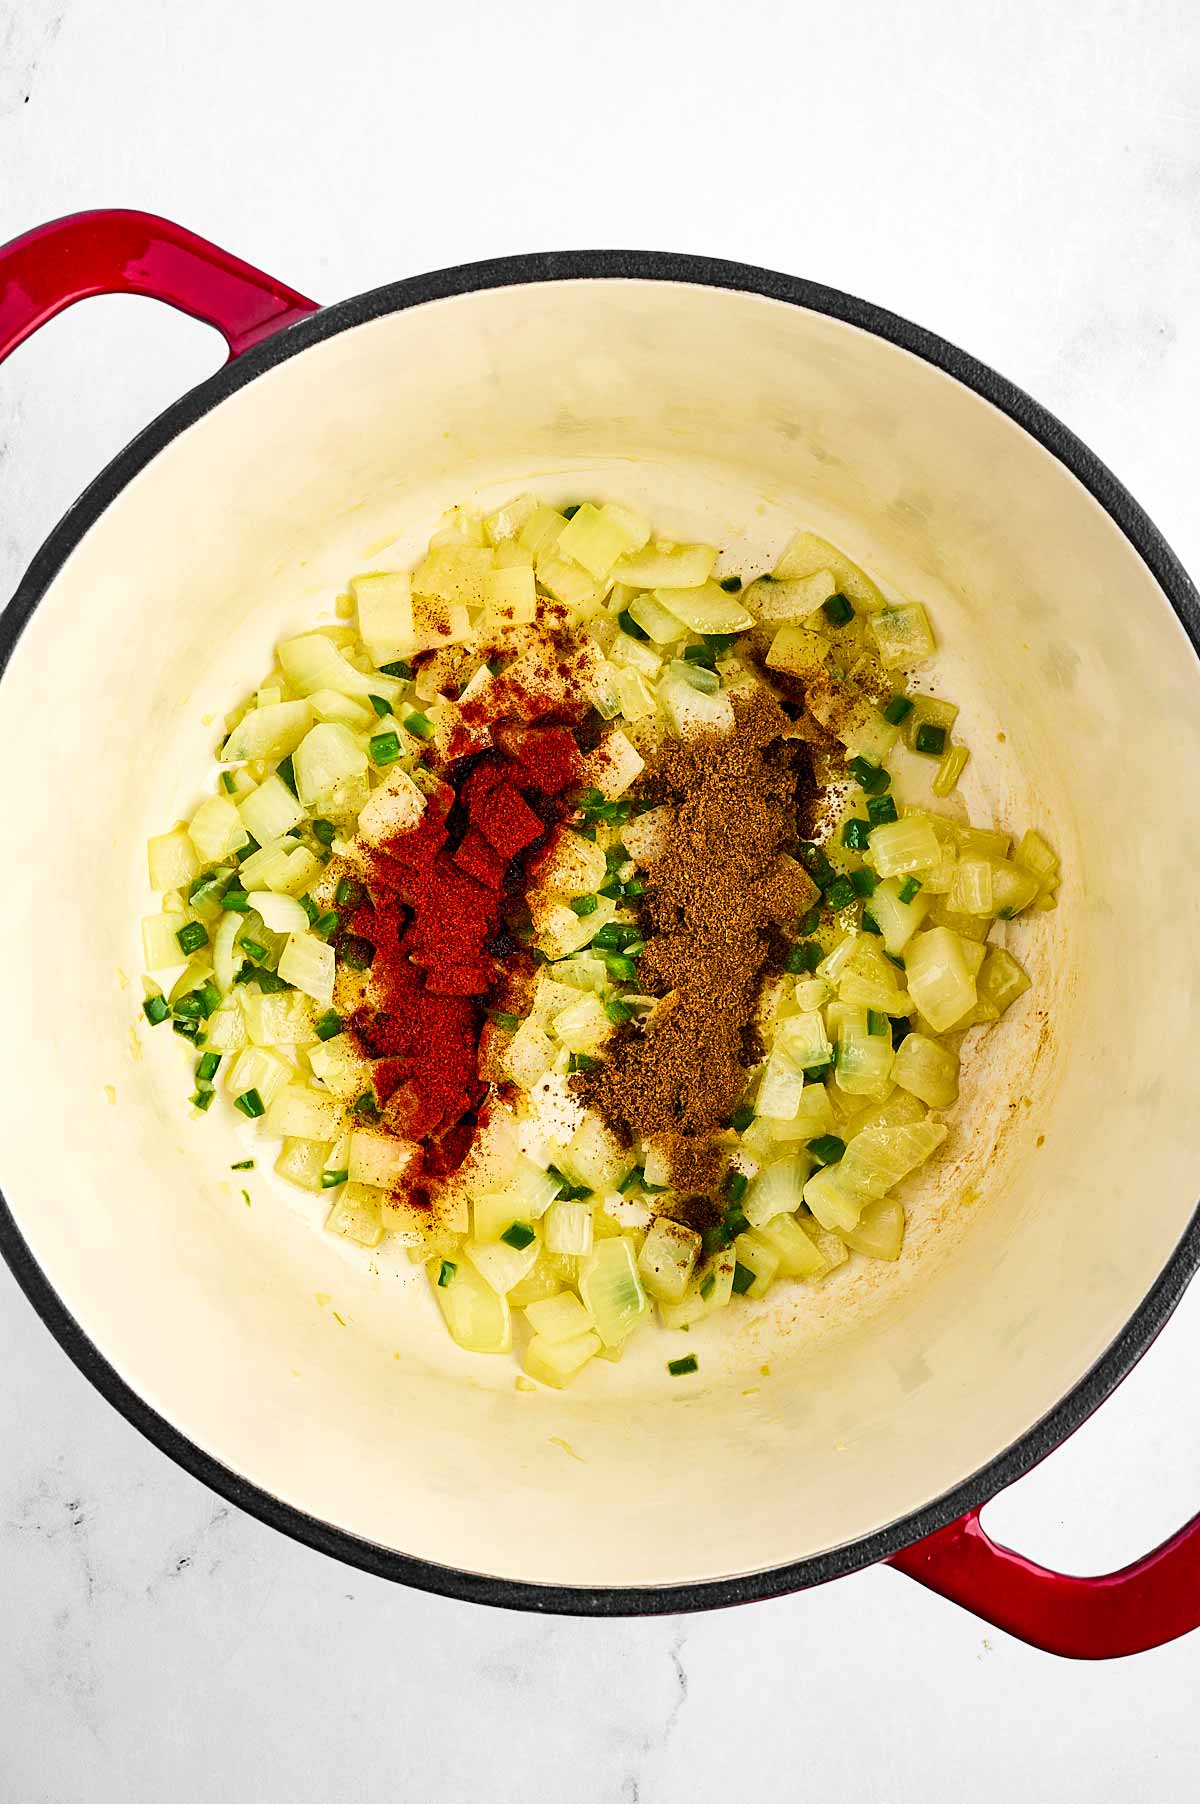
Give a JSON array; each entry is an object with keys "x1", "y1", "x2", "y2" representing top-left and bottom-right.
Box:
[{"x1": 341, "y1": 724, "x2": 583, "y2": 1187}]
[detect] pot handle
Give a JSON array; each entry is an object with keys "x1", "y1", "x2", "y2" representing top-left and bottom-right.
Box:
[
  {"x1": 887, "y1": 1503, "x2": 1200, "y2": 1658},
  {"x1": 0, "y1": 209, "x2": 318, "y2": 365}
]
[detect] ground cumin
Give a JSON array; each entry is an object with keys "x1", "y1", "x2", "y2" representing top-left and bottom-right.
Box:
[{"x1": 577, "y1": 689, "x2": 819, "y2": 1195}]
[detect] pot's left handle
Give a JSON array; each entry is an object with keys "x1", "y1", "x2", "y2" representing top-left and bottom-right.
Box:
[{"x1": 0, "y1": 209, "x2": 318, "y2": 366}]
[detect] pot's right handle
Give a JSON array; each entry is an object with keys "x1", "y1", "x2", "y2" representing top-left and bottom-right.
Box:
[
  {"x1": 0, "y1": 209, "x2": 318, "y2": 365},
  {"x1": 888, "y1": 1504, "x2": 1200, "y2": 1658}
]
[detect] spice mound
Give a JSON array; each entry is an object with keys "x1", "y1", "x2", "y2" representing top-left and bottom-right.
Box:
[
  {"x1": 340, "y1": 729, "x2": 582, "y2": 1185},
  {"x1": 577, "y1": 691, "x2": 819, "y2": 1192}
]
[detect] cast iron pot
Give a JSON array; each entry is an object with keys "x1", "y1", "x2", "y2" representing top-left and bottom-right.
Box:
[{"x1": 2, "y1": 210, "x2": 1199, "y2": 1657}]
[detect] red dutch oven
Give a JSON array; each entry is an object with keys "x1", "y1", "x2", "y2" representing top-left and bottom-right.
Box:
[{"x1": 1, "y1": 210, "x2": 1199, "y2": 1656}]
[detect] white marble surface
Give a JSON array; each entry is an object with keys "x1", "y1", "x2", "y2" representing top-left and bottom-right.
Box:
[{"x1": 2, "y1": 1, "x2": 1200, "y2": 1795}]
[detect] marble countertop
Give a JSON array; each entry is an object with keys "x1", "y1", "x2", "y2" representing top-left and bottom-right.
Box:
[{"x1": 2, "y1": 1, "x2": 1199, "y2": 1796}]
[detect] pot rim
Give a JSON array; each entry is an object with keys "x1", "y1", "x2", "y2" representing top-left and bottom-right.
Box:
[{"x1": 2, "y1": 247, "x2": 1198, "y2": 1616}]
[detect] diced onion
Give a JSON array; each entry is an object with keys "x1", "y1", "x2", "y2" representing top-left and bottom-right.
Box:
[
  {"x1": 275, "y1": 1137, "x2": 330, "y2": 1193},
  {"x1": 578, "y1": 1238, "x2": 647, "y2": 1346},
  {"x1": 517, "y1": 505, "x2": 568, "y2": 555},
  {"x1": 817, "y1": 933, "x2": 859, "y2": 985},
  {"x1": 482, "y1": 564, "x2": 536, "y2": 625},
  {"x1": 197, "y1": 925, "x2": 241, "y2": 1003},
  {"x1": 904, "y1": 695, "x2": 958, "y2": 751},
  {"x1": 609, "y1": 632, "x2": 663, "y2": 678},
  {"x1": 292, "y1": 722, "x2": 368, "y2": 809},
  {"x1": 277, "y1": 931, "x2": 335, "y2": 1007},
  {"x1": 326, "y1": 1181, "x2": 385, "y2": 1248},
  {"x1": 204, "y1": 1001, "x2": 247, "y2": 1056},
  {"x1": 978, "y1": 946, "x2": 1031, "y2": 1014},
  {"x1": 486, "y1": 1158, "x2": 563, "y2": 1228},
  {"x1": 558, "y1": 503, "x2": 644, "y2": 581},
  {"x1": 767, "y1": 1082, "x2": 836, "y2": 1143},
  {"x1": 869, "y1": 603, "x2": 935, "y2": 669},
  {"x1": 524, "y1": 1291, "x2": 596, "y2": 1343},
  {"x1": 432, "y1": 1258, "x2": 512, "y2": 1352},
  {"x1": 225, "y1": 1044, "x2": 291, "y2": 1106},
  {"x1": 610, "y1": 541, "x2": 717, "y2": 590},
  {"x1": 466, "y1": 1233, "x2": 540, "y2": 1296},
  {"x1": 348, "y1": 1129, "x2": 418, "y2": 1189},
  {"x1": 237, "y1": 838, "x2": 314, "y2": 894},
  {"x1": 308, "y1": 1033, "x2": 371, "y2": 1099},
  {"x1": 237, "y1": 776, "x2": 305, "y2": 846},
  {"x1": 599, "y1": 502, "x2": 651, "y2": 555},
  {"x1": 188, "y1": 796, "x2": 250, "y2": 865},
  {"x1": 357, "y1": 766, "x2": 426, "y2": 846},
  {"x1": 868, "y1": 816, "x2": 943, "y2": 878},
  {"x1": 845, "y1": 1088, "x2": 926, "y2": 1137},
  {"x1": 891, "y1": 1032, "x2": 959, "y2": 1108},
  {"x1": 1014, "y1": 828, "x2": 1059, "y2": 887},
  {"x1": 865, "y1": 876, "x2": 930, "y2": 956},
  {"x1": 530, "y1": 895, "x2": 617, "y2": 960},
  {"x1": 245, "y1": 890, "x2": 309, "y2": 935},
  {"x1": 749, "y1": 571, "x2": 836, "y2": 623},
  {"x1": 457, "y1": 1107, "x2": 521, "y2": 1200},
  {"x1": 904, "y1": 927, "x2": 977, "y2": 1033},
  {"x1": 834, "y1": 1008, "x2": 895, "y2": 1098},
  {"x1": 536, "y1": 547, "x2": 603, "y2": 609},
  {"x1": 141, "y1": 911, "x2": 191, "y2": 971},
  {"x1": 746, "y1": 1155, "x2": 810, "y2": 1227},
  {"x1": 731, "y1": 1229, "x2": 780, "y2": 1295},
  {"x1": 543, "y1": 1199, "x2": 594, "y2": 1256},
  {"x1": 776, "y1": 1010, "x2": 832, "y2": 1070},
  {"x1": 412, "y1": 545, "x2": 493, "y2": 609},
  {"x1": 793, "y1": 976, "x2": 831, "y2": 1012},
  {"x1": 621, "y1": 807, "x2": 672, "y2": 864},
  {"x1": 614, "y1": 667, "x2": 657, "y2": 720},
  {"x1": 239, "y1": 987, "x2": 316, "y2": 1047},
  {"x1": 351, "y1": 572, "x2": 416, "y2": 664},
  {"x1": 523, "y1": 1328, "x2": 602, "y2": 1388},
  {"x1": 839, "y1": 1197, "x2": 905, "y2": 1260},
  {"x1": 658, "y1": 1246, "x2": 735, "y2": 1329},
  {"x1": 841, "y1": 705, "x2": 901, "y2": 764},
  {"x1": 948, "y1": 857, "x2": 995, "y2": 917},
  {"x1": 803, "y1": 1164, "x2": 861, "y2": 1231},
  {"x1": 147, "y1": 829, "x2": 201, "y2": 893},
  {"x1": 551, "y1": 994, "x2": 612, "y2": 1055},
  {"x1": 838, "y1": 939, "x2": 909, "y2": 1013},
  {"x1": 990, "y1": 859, "x2": 1041, "y2": 918},
  {"x1": 771, "y1": 530, "x2": 885, "y2": 612},
  {"x1": 952, "y1": 822, "x2": 1011, "y2": 861},
  {"x1": 659, "y1": 670, "x2": 735, "y2": 736},
  {"x1": 628, "y1": 591, "x2": 687, "y2": 644},
  {"x1": 637, "y1": 1218, "x2": 701, "y2": 1302},
  {"x1": 484, "y1": 493, "x2": 538, "y2": 545},
  {"x1": 764, "y1": 624, "x2": 831, "y2": 678},
  {"x1": 221, "y1": 700, "x2": 313, "y2": 764},
  {"x1": 563, "y1": 1115, "x2": 629, "y2": 1191},
  {"x1": 751, "y1": 1212, "x2": 827, "y2": 1278},
  {"x1": 583, "y1": 728, "x2": 644, "y2": 799},
  {"x1": 654, "y1": 580, "x2": 754, "y2": 634},
  {"x1": 265, "y1": 1084, "x2": 345, "y2": 1141},
  {"x1": 837, "y1": 1119, "x2": 948, "y2": 1204},
  {"x1": 503, "y1": 1018, "x2": 557, "y2": 1088}
]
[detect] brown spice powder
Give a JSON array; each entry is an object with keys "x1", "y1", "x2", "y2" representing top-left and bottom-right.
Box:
[{"x1": 576, "y1": 689, "x2": 820, "y2": 1191}]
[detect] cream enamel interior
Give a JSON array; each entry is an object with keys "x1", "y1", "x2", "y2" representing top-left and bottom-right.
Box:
[{"x1": 2, "y1": 278, "x2": 1199, "y2": 1592}]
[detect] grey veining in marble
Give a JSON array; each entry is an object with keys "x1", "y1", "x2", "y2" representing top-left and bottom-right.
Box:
[{"x1": 2, "y1": 0, "x2": 1199, "y2": 1797}]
